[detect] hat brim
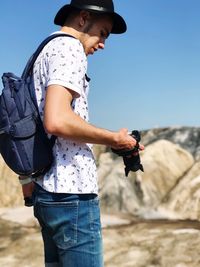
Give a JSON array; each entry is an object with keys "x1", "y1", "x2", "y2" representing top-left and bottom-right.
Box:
[{"x1": 54, "y1": 5, "x2": 127, "y2": 34}]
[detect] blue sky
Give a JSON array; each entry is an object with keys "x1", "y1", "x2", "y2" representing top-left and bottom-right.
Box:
[{"x1": 0, "y1": 0, "x2": 200, "y2": 131}]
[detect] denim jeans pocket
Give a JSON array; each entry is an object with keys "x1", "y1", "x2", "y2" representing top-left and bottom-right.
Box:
[
  {"x1": 35, "y1": 200, "x2": 78, "y2": 250},
  {"x1": 89, "y1": 198, "x2": 102, "y2": 240}
]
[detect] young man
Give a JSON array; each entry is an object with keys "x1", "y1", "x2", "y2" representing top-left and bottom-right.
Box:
[{"x1": 28, "y1": 0, "x2": 144, "y2": 266}]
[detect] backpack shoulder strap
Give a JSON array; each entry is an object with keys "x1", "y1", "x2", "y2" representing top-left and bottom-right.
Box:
[
  {"x1": 22, "y1": 33, "x2": 75, "y2": 148},
  {"x1": 22, "y1": 33, "x2": 75, "y2": 79}
]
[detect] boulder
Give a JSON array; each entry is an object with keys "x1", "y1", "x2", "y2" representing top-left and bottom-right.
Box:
[
  {"x1": 0, "y1": 156, "x2": 23, "y2": 207},
  {"x1": 160, "y1": 161, "x2": 200, "y2": 220},
  {"x1": 99, "y1": 140, "x2": 194, "y2": 218}
]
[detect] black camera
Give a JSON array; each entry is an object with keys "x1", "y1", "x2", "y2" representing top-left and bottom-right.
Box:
[{"x1": 111, "y1": 130, "x2": 144, "y2": 176}]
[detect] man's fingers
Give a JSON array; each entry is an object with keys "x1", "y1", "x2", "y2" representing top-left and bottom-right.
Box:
[{"x1": 139, "y1": 144, "x2": 145, "y2": 151}]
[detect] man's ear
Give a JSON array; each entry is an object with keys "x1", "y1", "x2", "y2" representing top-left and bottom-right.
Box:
[{"x1": 79, "y1": 10, "x2": 91, "y2": 26}]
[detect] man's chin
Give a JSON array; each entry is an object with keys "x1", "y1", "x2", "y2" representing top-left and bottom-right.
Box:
[{"x1": 89, "y1": 48, "x2": 96, "y2": 55}]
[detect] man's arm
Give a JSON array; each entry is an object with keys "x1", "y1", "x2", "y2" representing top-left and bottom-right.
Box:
[{"x1": 44, "y1": 85, "x2": 142, "y2": 150}]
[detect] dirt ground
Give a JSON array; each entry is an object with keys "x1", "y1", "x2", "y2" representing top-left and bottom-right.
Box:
[{"x1": 1, "y1": 210, "x2": 200, "y2": 267}]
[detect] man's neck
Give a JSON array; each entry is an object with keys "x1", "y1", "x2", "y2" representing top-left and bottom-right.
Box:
[{"x1": 60, "y1": 26, "x2": 81, "y2": 40}]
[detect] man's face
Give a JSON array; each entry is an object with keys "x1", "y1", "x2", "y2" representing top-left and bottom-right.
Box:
[{"x1": 82, "y1": 15, "x2": 113, "y2": 56}]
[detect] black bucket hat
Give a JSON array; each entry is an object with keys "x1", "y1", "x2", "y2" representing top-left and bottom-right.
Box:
[{"x1": 54, "y1": 0, "x2": 127, "y2": 34}]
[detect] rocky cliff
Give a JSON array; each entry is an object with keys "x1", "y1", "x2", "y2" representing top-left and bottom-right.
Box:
[
  {"x1": 0, "y1": 156, "x2": 23, "y2": 207},
  {"x1": 1, "y1": 126, "x2": 200, "y2": 221},
  {"x1": 97, "y1": 126, "x2": 200, "y2": 221},
  {"x1": 1, "y1": 126, "x2": 200, "y2": 267}
]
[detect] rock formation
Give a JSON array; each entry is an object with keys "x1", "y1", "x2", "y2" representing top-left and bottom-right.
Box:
[
  {"x1": 98, "y1": 127, "x2": 200, "y2": 221},
  {"x1": 0, "y1": 156, "x2": 23, "y2": 207},
  {"x1": 1, "y1": 126, "x2": 200, "y2": 221},
  {"x1": 1, "y1": 126, "x2": 200, "y2": 267}
]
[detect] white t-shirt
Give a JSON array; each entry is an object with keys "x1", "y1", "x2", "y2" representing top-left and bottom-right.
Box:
[{"x1": 33, "y1": 32, "x2": 98, "y2": 194}]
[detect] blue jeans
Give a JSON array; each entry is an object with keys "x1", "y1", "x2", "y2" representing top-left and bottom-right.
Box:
[{"x1": 33, "y1": 184, "x2": 104, "y2": 267}]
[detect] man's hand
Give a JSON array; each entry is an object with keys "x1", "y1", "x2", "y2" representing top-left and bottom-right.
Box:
[
  {"x1": 21, "y1": 182, "x2": 35, "y2": 207},
  {"x1": 19, "y1": 176, "x2": 35, "y2": 207},
  {"x1": 112, "y1": 128, "x2": 144, "y2": 151},
  {"x1": 111, "y1": 130, "x2": 144, "y2": 176}
]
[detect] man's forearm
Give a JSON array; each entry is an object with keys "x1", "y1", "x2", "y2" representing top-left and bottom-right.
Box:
[
  {"x1": 45, "y1": 108, "x2": 118, "y2": 147},
  {"x1": 44, "y1": 85, "x2": 138, "y2": 150}
]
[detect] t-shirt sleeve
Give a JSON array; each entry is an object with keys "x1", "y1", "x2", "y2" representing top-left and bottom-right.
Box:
[{"x1": 47, "y1": 38, "x2": 85, "y2": 97}]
